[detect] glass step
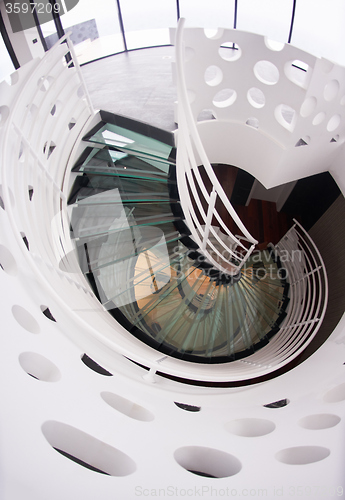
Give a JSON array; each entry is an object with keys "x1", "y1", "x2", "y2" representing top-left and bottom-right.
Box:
[
  {"x1": 74, "y1": 146, "x2": 174, "y2": 176},
  {"x1": 84, "y1": 123, "x2": 175, "y2": 165}
]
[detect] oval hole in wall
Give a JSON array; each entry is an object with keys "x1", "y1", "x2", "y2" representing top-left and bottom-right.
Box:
[
  {"x1": 213, "y1": 88, "x2": 237, "y2": 108},
  {"x1": 174, "y1": 402, "x2": 201, "y2": 412},
  {"x1": 285, "y1": 60, "x2": 310, "y2": 88},
  {"x1": 197, "y1": 109, "x2": 216, "y2": 122},
  {"x1": 0, "y1": 186, "x2": 5, "y2": 210},
  {"x1": 300, "y1": 96, "x2": 317, "y2": 117},
  {"x1": 42, "y1": 421, "x2": 136, "y2": 476},
  {"x1": 263, "y1": 398, "x2": 290, "y2": 408},
  {"x1": 19, "y1": 352, "x2": 61, "y2": 382},
  {"x1": 0, "y1": 244, "x2": 18, "y2": 276},
  {"x1": 20, "y1": 232, "x2": 29, "y2": 250},
  {"x1": 204, "y1": 28, "x2": 224, "y2": 40},
  {"x1": 225, "y1": 418, "x2": 275, "y2": 437},
  {"x1": 40, "y1": 305, "x2": 56, "y2": 322},
  {"x1": 323, "y1": 383, "x2": 345, "y2": 403},
  {"x1": 312, "y1": 112, "x2": 326, "y2": 126},
  {"x1": 81, "y1": 353, "x2": 112, "y2": 376},
  {"x1": 275, "y1": 446, "x2": 330, "y2": 465},
  {"x1": 327, "y1": 114, "x2": 341, "y2": 132},
  {"x1": 298, "y1": 414, "x2": 341, "y2": 430},
  {"x1": 204, "y1": 65, "x2": 223, "y2": 87},
  {"x1": 264, "y1": 37, "x2": 284, "y2": 51},
  {"x1": 0, "y1": 105, "x2": 10, "y2": 127},
  {"x1": 174, "y1": 446, "x2": 241, "y2": 478},
  {"x1": 218, "y1": 42, "x2": 241, "y2": 62},
  {"x1": 275, "y1": 104, "x2": 296, "y2": 131},
  {"x1": 246, "y1": 117, "x2": 259, "y2": 129},
  {"x1": 101, "y1": 392, "x2": 154, "y2": 421},
  {"x1": 12, "y1": 305, "x2": 40, "y2": 334},
  {"x1": 247, "y1": 87, "x2": 265, "y2": 108},
  {"x1": 324, "y1": 80, "x2": 340, "y2": 101},
  {"x1": 254, "y1": 60, "x2": 279, "y2": 85}
]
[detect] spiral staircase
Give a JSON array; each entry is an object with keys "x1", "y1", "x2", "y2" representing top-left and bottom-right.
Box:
[{"x1": 68, "y1": 117, "x2": 290, "y2": 363}]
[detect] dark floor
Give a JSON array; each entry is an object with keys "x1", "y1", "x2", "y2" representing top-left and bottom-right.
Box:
[
  {"x1": 82, "y1": 47, "x2": 299, "y2": 246},
  {"x1": 81, "y1": 46, "x2": 177, "y2": 131}
]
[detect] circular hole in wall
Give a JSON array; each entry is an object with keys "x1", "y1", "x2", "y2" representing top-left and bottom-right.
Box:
[
  {"x1": 218, "y1": 42, "x2": 241, "y2": 62},
  {"x1": 265, "y1": 37, "x2": 284, "y2": 51},
  {"x1": 174, "y1": 446, "x2": 241, "y2": 478},
  {"x1": 323, "y1": 382, "x2": 345, "y2": 403},
  {"x1": 42, "y1": 420, "x2": 136, "y2": 476},
  {"x1": 212, "y1": 88, "x2": 237, "y2": 108},
  {"x1": 0, "y1": 244, "x2": 18, "y2": 276},
  {"x1": 275, "y1": 446, "x2": 330, "y2": 465},
  {"x1": 174, "y1": 402, "x2": 201, "y2": 412},
  {"x1": 19, "y1": 352, "x2": 61, "y2": 382},
  {"x1": 246, "y1": 117, "x2": 259, "y2": 129},
  {"x1": 300, "y1": 96, "x2": 317, "y2": 117},
  {"x1": 254, "y1": 60, "x2": 279, "y2": 85},
  {"x1": 298, "y1": 414, "x2": 341, "y2": 430},
  {"x1": 327, "y1": 114, "x2": 341, "y2": 132},
  {"x1": 197, "y1": 109, "x2": 217, "y2": 122},
  {"x1": 247, "y1": 87, "x2": 265, "y2": 108},
  {"x1": 204, "y1": 65, "x2": 223, "y2": 87},
  {"x1": 263, "y1": 398, "x2": 290, "y2": 408},
  {"x1": 101, "y1": 391, "x2": 154, "y2": 421},
  {"x1": 225, "y1": 418, "x2": 275, "y2": 437},
  {"x1": 12, "y1": 305, "x2": 40, "y2": 334},
  {"x1": 81, "y1": 353, "x2": 113, "y2": 376},
  {"x1": 0, "y1": 105, "x2": 10, "y2": 127},
  {"x1": 312, "y1": 112, "x2": 326, "y2": 126},
  {"x1": 324, "y1": 80, "x2": 340, "y2": 101}
]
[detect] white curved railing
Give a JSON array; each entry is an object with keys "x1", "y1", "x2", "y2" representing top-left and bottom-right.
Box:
[
  {"x1": 0, "y1": 32, "x2": 328, "y2": 383},
  {"x1": 270, "y1": 219, "x2": 329, "y2": 361},
  {"x1": 175, "y1": 18, "x2": 258, "y2": 276}
]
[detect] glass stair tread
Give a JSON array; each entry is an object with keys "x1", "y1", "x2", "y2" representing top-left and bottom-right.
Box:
[{"x1": 83, "y1": 123, "x2": 175, "y2": 164}]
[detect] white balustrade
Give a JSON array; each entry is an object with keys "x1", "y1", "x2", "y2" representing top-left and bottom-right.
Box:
[
  {"x1": 0, "y1": 30, "x2": 329, "y2": 383},
  {"x1": 175, "y1": 18, "x2": 258, "y2": 276}
]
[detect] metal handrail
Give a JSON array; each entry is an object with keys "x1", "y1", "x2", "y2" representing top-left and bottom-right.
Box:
[{"x1": 175, "y1": 18, "x2": 258, "y2": 276}]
